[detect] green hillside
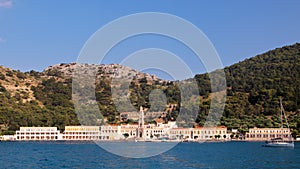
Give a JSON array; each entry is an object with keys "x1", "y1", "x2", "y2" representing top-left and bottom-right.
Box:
[
  {"x1": 0, "y1": 43, "x2": 300, "y2": 137},
  {"x1": 195, "y1": 43, "x2": 300, "y2": 135}
]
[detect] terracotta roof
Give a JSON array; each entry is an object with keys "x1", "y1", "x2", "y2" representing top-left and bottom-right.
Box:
[
  {"x1": 194, "y1": 125, "x2": 227, "y2": 129},
  {"x1": 154, "y1": 118, "x2": 164, "y2": 123}
]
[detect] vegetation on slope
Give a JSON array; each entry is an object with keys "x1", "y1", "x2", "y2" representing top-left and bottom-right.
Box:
[
  {"x1": 195, "y1": 43, "x2": 300, "y2": 135},
  {"x1": 0, "y1": 43, "x2": 300, "y2": 137}
]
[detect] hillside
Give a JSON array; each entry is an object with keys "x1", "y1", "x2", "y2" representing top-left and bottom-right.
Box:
[
  {"x1": 0, "y1": 63, "x2": 171, "y2": 133},
  {"x1": 0, "y1": 43, "x2": 300, "y2": 137},
  {"x1": 195, "y1": 43, "x2": 300, "y2": 134}
]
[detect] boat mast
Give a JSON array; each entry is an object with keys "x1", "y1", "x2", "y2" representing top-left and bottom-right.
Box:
[
  {"x1": 280, "y1": 97, "x2": 293, "y2": 141},
  {"x1": 280, "y1": 98, "x2": 284, "y2": 139}
]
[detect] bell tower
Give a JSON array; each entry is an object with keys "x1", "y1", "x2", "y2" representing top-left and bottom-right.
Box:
[{"x1": 137, "y1": 106, "x2": 145, "y2": 139}]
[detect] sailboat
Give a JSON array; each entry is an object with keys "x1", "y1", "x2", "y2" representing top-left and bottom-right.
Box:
[{"x1": 264, "y1": 98, "x2": 294, "y2": 148}]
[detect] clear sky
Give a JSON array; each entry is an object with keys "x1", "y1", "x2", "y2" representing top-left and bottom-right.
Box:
[{"x1": 0, "y1": 0, "x2": 300, "y2": 80}]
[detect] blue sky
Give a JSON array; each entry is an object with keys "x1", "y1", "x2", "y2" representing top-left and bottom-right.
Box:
[{"x1": 0, "y1": 0, "x2": 300, "y2": 80}]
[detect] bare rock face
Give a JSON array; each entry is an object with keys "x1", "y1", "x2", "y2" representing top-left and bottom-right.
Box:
[
  {"x1": 43, "y1": 63, "x2": 163, "y2": 83},
  {"x1": 0, "y1": 62, "x2": 168, "y2": 105}
]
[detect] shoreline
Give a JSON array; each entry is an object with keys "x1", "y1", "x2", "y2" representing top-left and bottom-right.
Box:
[{"x1": 0, "y1": 139, "x2": 281, "y2": 143}]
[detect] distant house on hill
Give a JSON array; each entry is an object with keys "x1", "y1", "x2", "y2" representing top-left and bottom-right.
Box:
[
  {"x1": 120, "y1": 112, "x2": 139, "y2": 121},
  {"x1": 120, "y1": 111, "x2": 164, "y2": 121}
]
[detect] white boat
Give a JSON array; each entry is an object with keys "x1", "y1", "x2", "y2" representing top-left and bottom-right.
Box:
[
  {"x1": 264, "y1": 98, "x2": 294, "y2": 148},
  {"x1": 265, "y1": 138, "x2": 294, "y2": 147}
]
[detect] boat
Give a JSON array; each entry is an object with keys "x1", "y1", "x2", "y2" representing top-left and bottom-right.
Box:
[
  {"x1": 264, "y1": 98, "x2": 294, "y2": 148},
  {"x1": 264, "y1": 138, "x2": 294, "y2": 147}
]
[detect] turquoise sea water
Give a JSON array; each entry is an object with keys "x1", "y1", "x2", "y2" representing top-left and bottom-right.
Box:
[{"x1": 0, "y1": 141, "x2": 299, "y2": 169}]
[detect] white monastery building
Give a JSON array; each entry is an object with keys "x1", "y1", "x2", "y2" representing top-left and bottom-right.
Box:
[{"x1": 15, "y1": 127, "x2": 61, "y2": 141}]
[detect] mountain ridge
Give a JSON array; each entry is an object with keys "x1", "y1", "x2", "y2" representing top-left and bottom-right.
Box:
[{"x1": 0, "y1": 43, "x2": 300, "y2": 137}]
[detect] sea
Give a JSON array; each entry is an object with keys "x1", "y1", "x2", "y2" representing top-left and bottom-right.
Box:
[{"x1": 0, "y1": 141, "x2": 299, "y2": 169}]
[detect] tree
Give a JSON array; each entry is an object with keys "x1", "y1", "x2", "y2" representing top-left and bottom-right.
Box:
[
  {"x1": 16, "y1": 71, "x2": 26, "y2": 79},
  {"x1": 0, "y1": 84, "x2": 6, "y2": 92},
  {"x1": 0, "y1": 73, "x2": 5, "y2": 80}
]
